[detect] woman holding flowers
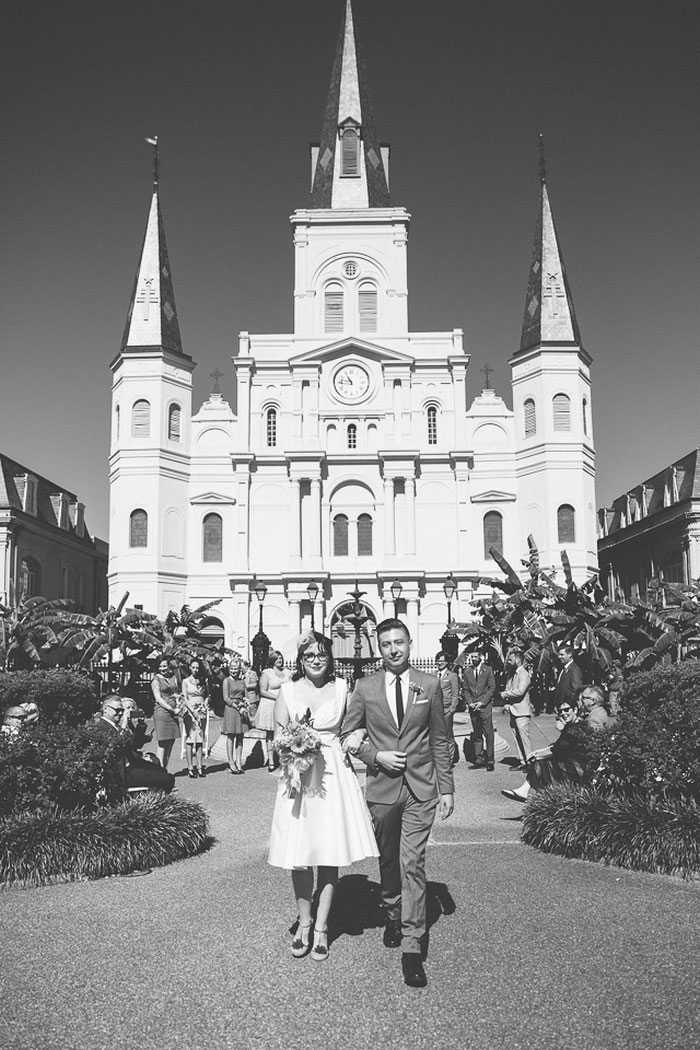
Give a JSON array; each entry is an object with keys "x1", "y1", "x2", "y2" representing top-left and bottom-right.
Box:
[
  {"x1": 222, "y1": 656, "x2": 249, "y2": 774},
  {"x1": 256, "y1": 650, "x2": 288, "y2": 772},
  {"x1": 267, "y1": 632, "x2": 378, "y2": 962},
  {"x1": 151, "y1": 658, "x2": 181, "y2": 771},
  {"x1": 181, "y1": 658, "x2": 210, "y2": 778}
]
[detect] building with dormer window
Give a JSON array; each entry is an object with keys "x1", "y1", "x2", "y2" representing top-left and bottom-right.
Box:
[{"x1": 108, "y1": 1, "x2": 597, "y2": 658}]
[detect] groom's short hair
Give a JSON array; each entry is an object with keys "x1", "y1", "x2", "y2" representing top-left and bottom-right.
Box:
[{"x1": 376, "y1": 618, "x2": 411, "y2": 642}]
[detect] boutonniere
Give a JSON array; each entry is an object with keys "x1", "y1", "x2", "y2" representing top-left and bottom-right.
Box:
[{"x1": 408, "y1": 682, "x2": 425, "y2": 700}]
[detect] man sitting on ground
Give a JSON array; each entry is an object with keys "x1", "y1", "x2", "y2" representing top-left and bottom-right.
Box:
[{"x1": 94, "y1": 695, "x2": 175, "y2": 795}]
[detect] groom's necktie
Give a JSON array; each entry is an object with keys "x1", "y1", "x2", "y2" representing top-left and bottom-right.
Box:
[{"x1": 395, "y1": 676, "x2": 404, "y2": 728}]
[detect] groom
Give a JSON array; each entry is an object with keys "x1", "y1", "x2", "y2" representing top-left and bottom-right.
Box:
[{"x1": 342, "y1": 618, "x2": 454, "y2": 988}]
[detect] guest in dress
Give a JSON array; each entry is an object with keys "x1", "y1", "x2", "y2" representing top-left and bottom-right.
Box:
[
  {"x1": 222, "y1": 656, "x2": 249, "y2": 774},
  {"x1": 181, "y1": 658, "x2": 210, "y2": 778},
  {"x1": 243, "y1": 660, "x2": 259, "y2": 723},
  {"x1": 256, "y1": 650, "x2": 288, "y2": 772},
  {"x1": 268, "y1": 632, "x2": 378, "y2": 962},
  {"x1": 151, "y1": 659, "x2": 181, "y2": 771}
]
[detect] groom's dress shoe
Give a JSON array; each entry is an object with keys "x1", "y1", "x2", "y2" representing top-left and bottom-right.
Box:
[
  {"x1": 383, "y1": 919, "x2": 402, "y2": 948},
  {"x1": 402, "y1": 952, "x2": 427, "y2": 988}
]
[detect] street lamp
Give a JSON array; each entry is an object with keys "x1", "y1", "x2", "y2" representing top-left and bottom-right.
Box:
[
  {"x1": 390, "y1": 578, "x2": 403, "y2": 618},
  {"x1": 251, "y1": 580, "x2": 270, "y2": 673},
  {"x1": 441, "y1": 574, "x2": 458, "y2": 660},
  {"x1": 306, "y1": 581, "x2": 319, "y2": 631}
]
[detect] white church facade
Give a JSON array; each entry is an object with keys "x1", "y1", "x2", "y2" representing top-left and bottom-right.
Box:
[{"x1": 108, "y1": 0, "x2": 597, "y2": 660}]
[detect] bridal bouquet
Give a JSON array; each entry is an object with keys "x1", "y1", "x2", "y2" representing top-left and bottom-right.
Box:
[{"x1": 274, "y1": 708, "x2": 323, "y2": 797}]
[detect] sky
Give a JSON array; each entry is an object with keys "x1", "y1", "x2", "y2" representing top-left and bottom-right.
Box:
[{"x1": 2, "y1": 0, "x2": 698, "y2": 542}]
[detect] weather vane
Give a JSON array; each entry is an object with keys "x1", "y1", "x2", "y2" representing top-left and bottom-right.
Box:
[
  {"x1": 481, "y1": 364, "x2": 493, "y2": 390},
  {"x1": 210, "y1": 368, "x2": 224, "y2": 394},
  {"x1": 145, "y1": 135, "x2": 159, "y2": 187}
]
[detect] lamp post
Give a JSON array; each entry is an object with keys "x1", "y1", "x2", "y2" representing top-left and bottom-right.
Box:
[
  {"x1": 306, "y1": 581, "x2": 319, "y2": 632},
  {"x1": 390, "y1": 578, "x2": 403, "y2": 618},
  {"x1": 440, "y1": 574, "x2": 459, "y2": 661},
  {"x1": 251, "y1": 580, "x2": 270, "y2": 674}
]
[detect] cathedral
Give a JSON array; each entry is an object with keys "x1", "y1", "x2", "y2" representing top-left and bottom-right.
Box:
[{"x1": 108, "y1": 0, "x2": 597, "y2": 659}]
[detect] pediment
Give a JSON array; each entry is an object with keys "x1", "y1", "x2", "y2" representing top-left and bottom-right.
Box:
[
  {"x1": 470, "y1": 490, "x2": 517, "y2": 503},
  {"x1": 189, "y1": 492, "x2": 236, "y2": 505},
  {"x1": 289, "y1": 337, "x2": 414, "y2": 368}
]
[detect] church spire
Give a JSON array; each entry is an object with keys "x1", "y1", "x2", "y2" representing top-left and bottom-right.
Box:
[
  {"x1": 519, "y1": 137, "x2": 581, "y2": 352},
  {"x1": 310, "y1": 0, "x2": 390, "y2": 209},
  {"x1": 121, "y1": 150, "x2": 183, "y2": 354}
]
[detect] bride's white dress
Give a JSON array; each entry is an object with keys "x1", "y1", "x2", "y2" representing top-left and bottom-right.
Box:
[{"x1": 267, "y1": 678, "x2": 379, "y2": 869}]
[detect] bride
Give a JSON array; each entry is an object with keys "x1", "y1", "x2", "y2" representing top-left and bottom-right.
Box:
[{"x1": 267, "y1": 631, "x2": 378, "y2": 962}]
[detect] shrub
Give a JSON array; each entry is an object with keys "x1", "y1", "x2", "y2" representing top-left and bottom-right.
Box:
[
  {"x1": 522, "y1": 783, "x2": 700, "y2": 879},
  {"x1": 0, "y1": 793, "x2": 211, "y2": 888},
  {"x1": 589, "y1": 660, "x2": 700, "y2": 802},
  {"x1": 0, "y1": 723, "x2": 128, "y2": 817},
  {"x1": 0, "y1": 668, "x2": 99, "y2": 727}
]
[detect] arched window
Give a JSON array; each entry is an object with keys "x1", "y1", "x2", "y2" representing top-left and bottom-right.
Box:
[
  {"x1": 129, "y1": 509, "x2": 148, "y2": 548},
  {"x1": 19, "y1": 557, "x2": 39, "y2": 599},
  {"x1": 131, "y1": 399, "x2": 150, "y2": 438},
  {"x1": 347, "y1": 423, "x2": 357, "y2": 449},
  {"x1": 582, "y1": 397, "x2": 589, "y2": 436},
  {"x1": 483, "y1": 511, "x2": 503, "y2": 559},
  {"x1": 357, "y1": 514, "x2": 373, "y2": 556},
  {"x1": 324, "y1": 283, "x2": 344, "y2": 333},
  {"x1": 524, "y1": 398, "x2": 536, "y2": 437},
  {"x1": 664, "y1": 551, "x2": 684, "y2": 584},
  {"x1": 557, "y1": 504, "x2": 576, "y2": 544},
  {"x1": 333, "y1": 514, "x2": 349, "y2": 556},
  {"x1": 553, "y1": 393, "x2": 571, "y2": 432},
  {"x1": 202, "y1": 513, "x2": 223, "y2": 563},
  {"x1": 340, "y1": 123, "x2": 360, "y2": 176},
  {"x1": 426, "y1": 405, "x2": 438, "y2": 445},
  {"x1": 358, "y1": 282, "x2": 377, "y2": 333},
  {"x1": 266, "y1": 407, "x2": 277, "y2": 448},
  {"x1": 168, "y1": 404, "x2": 181, "y2": 442}
]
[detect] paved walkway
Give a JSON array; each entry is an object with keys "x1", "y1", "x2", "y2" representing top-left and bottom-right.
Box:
[{"x1": 3, "y1": 712, "x2": 700, "y2": 1050}]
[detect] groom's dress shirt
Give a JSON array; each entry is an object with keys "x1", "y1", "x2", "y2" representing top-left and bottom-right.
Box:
[{"x1": 385, "y1": 669, "x2": 410, "y2": 728}]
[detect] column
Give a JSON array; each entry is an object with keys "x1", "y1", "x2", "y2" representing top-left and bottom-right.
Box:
[
  {"x1": 383, "y1": 477, "x2": 395, "y2": 556},
  {"x1": 687, "y1": 524, "x2": 700, "y2": 580},
  {"x1": 405, "y1": 476, "x2": 416, "y2": 555},
  {"x1": 406, "y1": 596, "x2": 419, "y2": 643},
  {"x1": 288, "y1": 597, "x2": 301, "y2": 638},
  {"x1": 309, "y1": 478, "x2": 322, "y2": 558},
  {"x1": 290, "y1": 478, "x2": 301, "y2": 562}
]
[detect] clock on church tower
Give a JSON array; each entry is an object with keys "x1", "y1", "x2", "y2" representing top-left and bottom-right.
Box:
[{"x1": 333, "y1": 363, "x2": 370, "y2": 402}]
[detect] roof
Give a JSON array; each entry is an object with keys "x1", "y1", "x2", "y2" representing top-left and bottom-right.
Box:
[{"x1": 0, "y1": 452, "x2": 100, "y2": 543}]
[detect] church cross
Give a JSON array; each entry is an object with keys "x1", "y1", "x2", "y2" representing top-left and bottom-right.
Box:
[
  {"x1": 481, "y1": 364, "x2": 493, "y2": 390},
  {"x1": 210, "y1": 368, "x2": 224, "y2": 394}
]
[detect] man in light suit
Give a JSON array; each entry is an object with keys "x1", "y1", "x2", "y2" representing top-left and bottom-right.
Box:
[
  {"x1": 342, "y1": 618, "x2": 454, "y2": 988},
  {"x1": 462, "y1": 650, "x2": 496, "y2": 770},
  {"x1": 435, "y1": 650, "x2": 460, "y2": 766}
]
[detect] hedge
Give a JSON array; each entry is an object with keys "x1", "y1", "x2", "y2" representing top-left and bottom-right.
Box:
[{"x1": 0, "y1": 669, "x2": 99, "y2": 727}]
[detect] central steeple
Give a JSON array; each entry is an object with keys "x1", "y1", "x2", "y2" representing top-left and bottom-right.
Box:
[{"x1": 310, "y1": 0, "x2": 390, "y2": 209}]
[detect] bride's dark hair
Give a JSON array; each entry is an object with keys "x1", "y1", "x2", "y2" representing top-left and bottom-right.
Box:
[{"x1": 292, "y1": 631, "x2": 336, "y2": 682}]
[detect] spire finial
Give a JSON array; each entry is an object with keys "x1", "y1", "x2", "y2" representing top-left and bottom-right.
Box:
[
  {"x1": 538, "y1": 133, "x2": 547, "y2": 185},
  {"x1": 481, "y1": 364, "x2": 494, "y2": 390},
  {"x1": 210, "y1": 368, "x2": 224, "y2": 394},
  {"x1": 145, "y1": 136, "x2": 159, "y2": 188}
]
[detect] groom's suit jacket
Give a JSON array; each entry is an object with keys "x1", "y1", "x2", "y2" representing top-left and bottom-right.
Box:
[
  {"x1": 342, "y1": 668, "x2": 454, "y2": 805},
  {"x1": 462, "y1": 665, "x2": 496, "y2": 711}
]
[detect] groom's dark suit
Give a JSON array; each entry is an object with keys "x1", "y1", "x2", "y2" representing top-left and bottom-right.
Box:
[{"x1": 342, "y1": 667, "x2": 454, "y2": 953}]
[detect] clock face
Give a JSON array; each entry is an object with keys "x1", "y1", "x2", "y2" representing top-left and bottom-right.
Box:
[{"x1": 333, "y1": 364, "x2": 370, "y2": 402}]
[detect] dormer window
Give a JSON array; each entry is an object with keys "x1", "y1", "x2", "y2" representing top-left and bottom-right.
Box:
[
  {"x1": 339, "y1": 120, "x2": 361, "y2": 177},
  {"x1": 23, "y1": 475, "x2": 38, "y2": 516}
]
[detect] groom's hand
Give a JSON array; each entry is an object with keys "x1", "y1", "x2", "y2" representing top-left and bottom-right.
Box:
[
  {"x1": 439, "y1": 794, "x2": 454, "y2": 820},
  {"x1": 376, "y1": 750, "x2": 408, "y2": 773}
]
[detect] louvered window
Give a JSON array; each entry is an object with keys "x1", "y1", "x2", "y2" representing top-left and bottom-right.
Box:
[
  {"x1": 483, "y1": 511, "x2": 503, "y2": 559},
  {"x1": 553, "y1": 393, "x2": 571, "y2": 432},
  {"x1": 557, "y1": 504, "x2": 576, "y2": 544},
  {"x1": 664, "y1": 551, "x2": 683, "y2": 584},
  {"x1": 168, "y1": 404, "x2": 181, "y2": 442},
  {"x1": 333, "y1": 514, "x2": 349, "y2": 556},
  {"x1": 427, "y1": 405, "x2": 438, "y2": 445},
  {"x1": 524, "y1": 398, "x2": 536, "y2": 437},
  {"x1": 203, "y1": 513, "x2": 223, "y2": 563},
  {"x1": 129, "y1": 509, "x2": 148, "y2": 548},
  {"x1": 266, "y1": 408, "x2": 277, "y2": 448},
  {"x1": 347, "y1": 424, "x2": 357, "y2": 449},
  {"x1": 19, "y1": 557, "x2": 39, "y2": 599},
  {"x1": 358, "y1": 283, "x2": 377, "y2": 333},
  {"x1": 340, "y1": 127, "x2": 360, "y2": 176},
  {"x1": 324, "y1": 284, "x2": 344, "y2": 333},
  {"x1": 357, "y1": 514, "x2": 373, "y2": 556},
  {"x1": 131, "y1": 399, "x2": 151, "y2": 438}
]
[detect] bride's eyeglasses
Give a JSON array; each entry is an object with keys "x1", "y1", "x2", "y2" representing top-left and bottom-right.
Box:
[{"x1": 303, "y1": 652, "x2": 329, "y2": 663}]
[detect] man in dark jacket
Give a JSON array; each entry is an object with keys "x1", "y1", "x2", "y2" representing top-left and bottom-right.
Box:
[
  {"x1": 461, "y1": 651, "x2": 496, "y2": 770},
  {"x1": 94, "y1": 695, "x2": 175, "y2": 794},
  {"x1": 554, "y1": 645, "x2": 584, "y2": 709}
]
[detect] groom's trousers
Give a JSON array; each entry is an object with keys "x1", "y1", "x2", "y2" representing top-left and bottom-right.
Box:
[{"x1": 368, "y1": 782, "x2": 438, "y2": 954}]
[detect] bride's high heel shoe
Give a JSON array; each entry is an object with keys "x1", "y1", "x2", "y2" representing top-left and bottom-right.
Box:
[
  {"x1": 291, "y1": 922, "x2": 312, "y2": 958},
  {"x1": 311, "y1": 927, "x2": 329, "y2": 962}
]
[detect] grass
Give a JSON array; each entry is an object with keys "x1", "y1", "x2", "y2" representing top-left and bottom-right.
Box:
[
  {"x1": 0, "y1": 793, "x2": 212, "y2": 889},
  {"x1": 521, "y1": 783, "x2": 700, "y2": 879}
]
